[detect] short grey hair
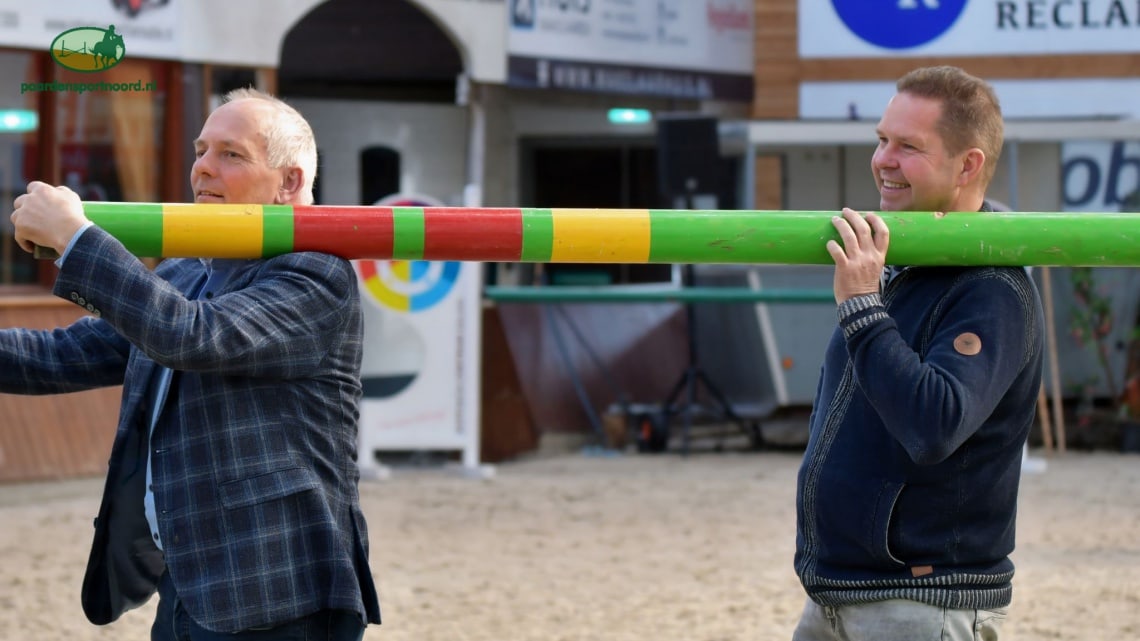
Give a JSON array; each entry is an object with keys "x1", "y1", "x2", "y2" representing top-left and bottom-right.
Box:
[{"x1": 222, "y1": 87, "x2": 317, "y2": 204}]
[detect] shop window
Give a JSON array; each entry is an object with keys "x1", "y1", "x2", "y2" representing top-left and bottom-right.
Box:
[
  {"x1": 53, "y1": 58, "x2": 165, "y2": 206},
  {"x1": 0, "y1": 51, "x2": 40, "y2": 285}
]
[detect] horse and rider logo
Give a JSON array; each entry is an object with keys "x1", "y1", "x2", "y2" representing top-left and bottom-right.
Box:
[{"x1": 50, "y1": 25, "x2": 126, "y2": 72}]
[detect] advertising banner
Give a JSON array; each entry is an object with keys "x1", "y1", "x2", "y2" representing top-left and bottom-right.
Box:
[
  {"x1": 1062, "y1": 141, "x2": 1140, "y2": 213},
  {"x1": 507, "y1": 0, "x2": 753, "y2": 101},
  {"x1": 801, "y1": 0, "x2": 1140, "y2": 58},
  {"x1": 355, "y1": 194, "x2": 484, "y2": 476},
  {"x1": 0, "y1": 0, "x2": 178, "y2": 60}
]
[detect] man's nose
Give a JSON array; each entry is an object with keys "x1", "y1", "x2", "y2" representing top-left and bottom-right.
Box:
[{"x1": 192, "y1": 153, "x2": 213, "y2": 178}]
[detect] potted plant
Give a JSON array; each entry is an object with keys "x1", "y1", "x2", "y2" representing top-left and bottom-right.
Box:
[
  {"x1": 1069, "y1": 188, "x2": 1140, "y2": 452},
  {"x1": 1116, "y1": 307, "x2": 1140, "y2": 454},
  {"x1": 1070, "y1": 265, "x2": 1140, "y2": 448},
  {"x1": 1117, "y1": 189, "x2": 1140, "y2": 452},
  {"x1": 1120, "y1": 369, "x2": 1140, "y2": 453}
]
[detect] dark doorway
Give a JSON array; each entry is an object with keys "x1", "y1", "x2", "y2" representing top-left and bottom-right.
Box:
[
  {"x1": 279, "y1": 0, "x2": 463, "y2": 102},
  {"x1": 360, "y1": 146, "x2": 401, "y2": 205},
  {"x1": 531, "y1": 146, "x2": 658, "y2": 209},
  {"x1": 521, "y1": 141, "x2": 671, "y2": 285}
]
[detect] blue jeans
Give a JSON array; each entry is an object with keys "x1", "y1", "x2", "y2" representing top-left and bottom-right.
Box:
[
  {"x1": 151, "y1": 572, "x2": 366, "y2": 641},
  {"x1": 792, "y1": 598, "x2": 1007, "y2": 641}
]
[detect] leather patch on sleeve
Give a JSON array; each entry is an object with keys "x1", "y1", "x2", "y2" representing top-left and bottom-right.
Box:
[
  {"x1": 911, "y1": 565, "x2": 934, "y2": 578},
  {"x1": 953, "y1": 332, "x2": 982, "y2": 356}
]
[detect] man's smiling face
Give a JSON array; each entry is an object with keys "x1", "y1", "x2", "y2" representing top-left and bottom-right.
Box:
[{"x1": 871, "y1": 92, "x2": 966, "y2": 213}]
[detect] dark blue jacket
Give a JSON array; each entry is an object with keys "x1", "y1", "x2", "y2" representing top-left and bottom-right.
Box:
[
  {"x1": 795, "y1": 255, "x2": 1044, "y2": 609},
  {"x1": 0, "y1": 226, "x2": 381, "y2": 632}
]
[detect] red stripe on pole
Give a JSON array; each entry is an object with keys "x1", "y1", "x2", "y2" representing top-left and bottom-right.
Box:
[
  {"x1": 423, "y1": 207, "x2": 524, "y2": 261},
  {"x1": 292, "y1": 205, "x2": 395, "y2": 256}
]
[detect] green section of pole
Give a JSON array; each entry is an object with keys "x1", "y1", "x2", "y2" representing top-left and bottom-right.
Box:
[
  {"x1": 483, "y1": 285, "x2": 835, "y2": 304},
  {"x1": 646, "y1": 210, "x2": 1140, "y2": 267},
  {"x1": 520, "y1": 208, "x2": 554, "y2": 261},
  {"x1": 261, "y1": 205, "x2": 295, "y2": 256},
  {"x1": 83, "y1": 202, "x2": 164, "y2": 257},
  {"x1": 391, "y1": 206, "x2": 425, "y2": 259},
  {"x1": 885, "y1": 210, "x2": 1140, "y2": 266},
  {"x1": 648, "y1": 209, "x2": 833, "y2": 264}
]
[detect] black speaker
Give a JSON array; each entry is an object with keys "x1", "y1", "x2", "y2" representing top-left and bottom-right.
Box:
[
  {"x1": 656, "y1": 115, "x2": 721, "y2": 207},
  {"x1": 360, "y1": 146, "x2": 401, "y2": 205}
]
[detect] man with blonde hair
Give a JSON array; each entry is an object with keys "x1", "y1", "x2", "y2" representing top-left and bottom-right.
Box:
[
  {"x1": 793, "y1": 66, "x2": 1044, "y2": 640},
  {"x1": 7, "y1": 88, "x2": 381, "y2": 640}
]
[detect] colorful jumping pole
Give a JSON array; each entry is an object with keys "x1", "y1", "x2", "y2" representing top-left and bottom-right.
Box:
[{"x1": 49, "y1": 202, "x2": 1140, "y2": 266}]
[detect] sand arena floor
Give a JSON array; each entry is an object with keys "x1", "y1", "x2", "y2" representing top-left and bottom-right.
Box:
[{"x1": 1, "y1": 449, "x2": 1138, "y2": 640}]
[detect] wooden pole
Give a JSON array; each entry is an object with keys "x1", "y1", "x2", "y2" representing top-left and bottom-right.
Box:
[
  {"x1": 1040, "y1": 266, "x2": 1067, "y2": 453},
  {"x1": 1036, "y1": 384, "x2": 1054, "y2": 452}
]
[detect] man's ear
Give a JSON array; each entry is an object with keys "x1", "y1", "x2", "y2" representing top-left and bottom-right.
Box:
[
  {"x1": 958, "y1": 148, "x2": 986, "y2": 186},
  {"x1": 276, "y1": 167, "x2": 303, "y2": 204}
]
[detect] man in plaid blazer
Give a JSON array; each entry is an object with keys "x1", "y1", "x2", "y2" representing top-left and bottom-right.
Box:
[{"x1": 7, "y1": 89, "x2": 381, "y2": 639}]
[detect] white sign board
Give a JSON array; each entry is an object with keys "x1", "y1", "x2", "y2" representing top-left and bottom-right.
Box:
[
  {"x1": 0, "y1": 0, "x2": 327, "y2": 67},
  {"x1": 801, "y1": 0, "x2": 1140, "y2": 58},
  {"x1": 413, "y1": 0, "x2": 509, "y2": 83},
  {"x1": 507, "y1": 0, "x2": 753, "y2": 101},
  {"x1": 799, "y1": 78, "x2": 1140, "y2": 121},
  {"x1": 0, "y1": 0, "x2": 179, "y2": 60},
  {"x1": 1061, "y1": 141, "x2": 1140, "y2": 212},
  {"x1": 355, "y1": 194, "x2": 484, "y2": 476}
]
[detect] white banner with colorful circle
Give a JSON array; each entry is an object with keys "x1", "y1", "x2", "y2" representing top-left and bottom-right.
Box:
[{"x1": 354, "y1": 193, "x2": 483, "y2": 474}]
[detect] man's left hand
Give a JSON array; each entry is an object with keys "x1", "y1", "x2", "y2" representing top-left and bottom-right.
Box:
[
  {"x1": 10, "y1": 181, "x2": 90, "y2": 256},
  {"x1": 826, "y1": 207, "x2": 890, "y2": 303}
]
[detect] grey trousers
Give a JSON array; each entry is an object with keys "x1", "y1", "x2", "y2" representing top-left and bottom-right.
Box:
[{"x1": 791, "y1": 598, "x2": 1007, "y2": 641}]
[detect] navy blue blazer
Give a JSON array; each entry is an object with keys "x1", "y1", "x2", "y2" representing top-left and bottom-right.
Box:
[{"x1": 0, "y1": 226, "x2": 380, "y2": 632}]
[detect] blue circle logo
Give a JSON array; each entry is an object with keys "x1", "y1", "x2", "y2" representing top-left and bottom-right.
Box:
[{"x1": 831, "y1": 0, "x2": 967, "y2": 50}]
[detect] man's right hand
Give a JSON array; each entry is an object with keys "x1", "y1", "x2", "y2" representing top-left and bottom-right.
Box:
[
  {"x1": 826, "y1": 207, "x2": 890, "y2": 304},
  {"x1": 10, "y1": 181, "x2": 90, "y2": 257}
]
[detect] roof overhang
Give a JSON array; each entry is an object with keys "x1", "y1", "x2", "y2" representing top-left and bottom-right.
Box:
[{"x1": 719, "y1": 118, "x2": 1140, "y2": 151}]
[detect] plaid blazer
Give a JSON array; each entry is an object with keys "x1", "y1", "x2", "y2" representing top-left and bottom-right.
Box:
[{"x1": 0, "y1": 227, "x2": 380, "y2": 633}]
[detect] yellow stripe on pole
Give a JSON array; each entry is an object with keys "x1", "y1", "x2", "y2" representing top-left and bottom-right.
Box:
[
  {"x1": 161, "y1": 204, "x2": 265, "y2": 258},
  {"x1": 550, "y1": 208, "x2": 651, "y2": 263}
]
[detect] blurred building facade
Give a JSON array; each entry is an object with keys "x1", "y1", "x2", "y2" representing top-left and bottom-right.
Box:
[
  {"x1": 0, "y1": 0, "x2": 756, "y2": 476},
  {"x1": 0, "y1": 1, "x2": 1137, "y2": 476}
]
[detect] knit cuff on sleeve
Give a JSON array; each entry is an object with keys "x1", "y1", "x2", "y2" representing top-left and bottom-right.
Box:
[{"x1": 837, "y1": 292, "x2": 888, "y2": 339}]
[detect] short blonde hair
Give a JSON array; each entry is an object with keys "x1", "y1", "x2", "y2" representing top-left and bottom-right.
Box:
[{"x1": 222, "y1": 88, "x2": 318, "y2": 204}]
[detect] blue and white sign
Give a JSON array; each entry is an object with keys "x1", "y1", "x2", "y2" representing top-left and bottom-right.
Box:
[
  {"x1": 831, "y1": 0, "x2": 967, "y2": 50},
  {"x1": 802, "y1": 0, "x2": 1140, "y2": 58},
  {"x1": 1062, "y1": 141, "x2": 1140, "y2": 212}
]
